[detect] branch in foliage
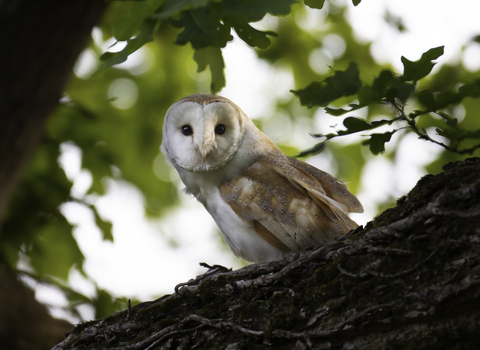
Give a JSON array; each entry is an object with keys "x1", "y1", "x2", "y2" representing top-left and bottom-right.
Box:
[{"x1": 292, "y1": 46, "x2": 480, "y2": 157}]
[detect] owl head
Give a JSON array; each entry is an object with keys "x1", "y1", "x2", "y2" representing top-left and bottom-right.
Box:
[{"x1": 161, "y1": 94, "x2": 246, "y2": 172}]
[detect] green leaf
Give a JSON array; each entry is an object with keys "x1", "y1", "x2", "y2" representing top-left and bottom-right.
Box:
[
  {"x1": 310, "y1": 132, "x2": 336, "y2": 139},
  {"x1": 2, "y1": 138, "x2": 74, "y2": 268},
  {"x1": 356, "y1": 86, "x2": 377, "y2": 106},
  {"x1": 90, "y1": 205, "x2": 114, "y2": 242},
  {"x1": 222, "y1": 0, "x2": 295, "y2": 22},
  {"x1": 193, "y1": 46, "x2": 226, "y2": 93},
  {"x1": 384, "y1": 11, "x2": 406, "y2": 32},
  {"x1": 304, "y1": 0, "x2": 325, "y2": 10},
  {"x1": 310, "y1": 71, "x2": 405, "y2": 116},
  {"x1": 30, "y1": 217, "x2": 84, "y2": 280},
  {"x1": 291, "y1": 62, "x2": 362, "y2": 108},
  {"x1": 93, "y1": 288, "x2": 128, "y2": 319},
  {"x1": 174, "y1": 9, "x2": 233, "y2": 49},
  {"x1": 370, "y1": 118, "x2": 397, "y2": 128},
  {"x1": 110, "y1": 0, "x2": 165, "y2": 41},
  {"x1": 385, "y1": 79, "x2": 415, "y2": 103},
  {"x1": 417, "y1": 79, "x2": 480, "y2": 113},
  {"x1": 324, "y1": 107, "x2": 350, "y2": 116},
  {"x1": 325, "y1": 105, "x2": 360, "y2": 116},
  {"x1": 328, "y1": 70, "x2": 410, "y2": 113},
  {"x1": 362, "y1": 131, "x2": 395, "y2": 155},
  {"x1": 436, "y1": 112, "x2": 458, "y2": 128},
  {"x1": 352, "y1": 0, "x2": 361, "y2": 5},
  {"x1": 99, "y1": 18, "x2": 159, "y2": 70},
  {"x1": 298, "y1": 116, "x2": 396, "y2": 156},
  {"x1": 84, "y1": 154, "x2": 112, "y2": 196},
  {"x1": 296, "y1": 141, "x2": 327, "y2": 157},
  {"x1": 436, "y1": 126, "x2": 480, "y2": 141},
  {"x1": 458, "y1": 78, "x2": 480, "y2": 98},
  {"x1": 154, "y1": 0, "x2": 211, "y2": 20},
  {"x1": 62, "y1": 286, "x2": 92, "y2": 307},
  {"x1": 417, "y1": 90, "x2": 439, "y2": 111},
  {"x1": 231, "y1": 21, "x2": 276, "y2": 49},
  {"x1": 401, "y1": 46, "x2": 444, "y2": 81},
  {"x1": 435, "y1": 127, "x2": 464, "y2": 142},
  {"x1": 336, "y1": 117, "x2": 396, "y2": 135},
  {"x1": 465, "y1": 128, "x2": 480, "y2": 139},
  {"x1": 371, "y1": 70, "x2": 395, "y2": 97},
  {"x1": 340, "y1": 117, "x2": 372, "y2": 134}
]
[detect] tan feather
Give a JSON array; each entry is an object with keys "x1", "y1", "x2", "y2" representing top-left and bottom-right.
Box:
[
  {"x1": 220, "y1": 155, "x2": 361, "y2": 252},
  {"x1": 287, "y1": 157, "x2": 363, "y2": 213},
  {"x1": 177, "y1": 94, "x2": 230, "y2": 105},
  {"x1": 253, "y1": 221, "x2": 290, "y2": 252}
]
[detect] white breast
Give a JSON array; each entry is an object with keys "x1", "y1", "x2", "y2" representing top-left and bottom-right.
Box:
[
  {"x1": 172, "y1": 123, "x2": 287, "y2": 262},
  {"x1": 200, "y1": 186, "x2": 288, "y2": 263}
]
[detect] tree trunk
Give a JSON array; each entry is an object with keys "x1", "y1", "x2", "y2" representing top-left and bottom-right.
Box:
[
  {"x1": 53, "y1": 157, "x2": 480, "y2": 349},
  {"x1": 0, "y1": 0, "x2": 106, "y2": 228},
  {"x1": 0, "y1": 1, "x2": 106, "y2": 349},
  {"x1": 0, "y1": 264, "x2": 73, "y2": 350}
]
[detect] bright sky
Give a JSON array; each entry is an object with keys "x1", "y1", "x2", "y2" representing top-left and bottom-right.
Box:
[{"x1": 34, "y1": 0, "x2": 480, "y2": 322}]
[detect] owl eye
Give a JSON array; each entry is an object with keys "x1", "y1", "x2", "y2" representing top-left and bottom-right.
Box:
[
  {"x1": 215, "y1": 124, "x2": 226, "y2": 135},
  {"x1": 181, "y1": 125, "x2": 193, "y2": 136}
]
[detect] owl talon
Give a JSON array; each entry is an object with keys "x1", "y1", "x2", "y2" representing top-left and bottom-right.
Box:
[{"x1": 174, "y1": 263, "x2": 232, "y2": 295}]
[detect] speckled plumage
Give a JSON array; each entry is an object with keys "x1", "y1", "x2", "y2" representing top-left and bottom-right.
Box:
[{"x1": 162, "y1": 94, "x2": 363, "y2": 263}]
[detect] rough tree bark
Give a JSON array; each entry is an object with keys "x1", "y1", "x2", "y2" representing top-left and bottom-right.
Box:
[
  {"x1": 0, "y1": 0, "x2": 106, "y2": 226},
  {"x1": 0, "y1": 2, "x2": 106, "y2": 349},
  {"x1": 53, "y1": 157, "x2": 480, "y2": 349}
]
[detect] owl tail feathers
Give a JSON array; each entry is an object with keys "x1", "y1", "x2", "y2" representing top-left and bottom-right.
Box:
[
  {"x1": 306, "y1": 187, "x2": 360, "y2": 233},
  {"x1": 287, "y1": 157, "x2": 364, "y2": 214},
  {"x1": 285, "y1": 171, "x2": 360, "y2": 233}
]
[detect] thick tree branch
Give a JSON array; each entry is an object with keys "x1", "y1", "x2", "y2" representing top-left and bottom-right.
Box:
[{"x1": 54, "y1": 157, "x2": 480, "y2": 349}]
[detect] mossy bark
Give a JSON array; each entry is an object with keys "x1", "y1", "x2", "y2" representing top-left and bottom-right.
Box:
[{"x1": 54, "y1": 157, "x2": 480, "y2": 350}]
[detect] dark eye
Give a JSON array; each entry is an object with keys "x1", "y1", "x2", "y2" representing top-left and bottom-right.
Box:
[
  {"x1": 181, "y1": 125, "x2": 193, "y2": 136},
  {"x1": 215, "y1": 124, "x2": 226, "y2": 135}
]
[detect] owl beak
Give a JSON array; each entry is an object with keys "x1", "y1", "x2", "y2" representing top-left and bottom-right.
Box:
[
  {"x1": 199, "y1": 143, "x2": 214, "y2": 162},
  {"x1": 201, "y1": 150, "x2": 208, "y2": 162},
  {"x1": 199, "y1": 140, "x2": 215, "y2": 162},
  {"x1": 197, "y1": 128, "x2": 215, "y2": 162}
]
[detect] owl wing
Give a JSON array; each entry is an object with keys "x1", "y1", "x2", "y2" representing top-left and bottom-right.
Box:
[
  {"x1": 287, "y1": 156, "x2": 364, "y2": 213},
  {"x1": 219, "y1": 156, "x2": 363, "y2": 252}
]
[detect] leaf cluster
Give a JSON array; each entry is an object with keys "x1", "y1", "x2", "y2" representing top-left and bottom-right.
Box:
[
  {"x1": 292, "y1": 46, "x2": 480, "y2": 156},
  {"x1": 103, "y1": 0, "x2": 362, "y2": 93}
]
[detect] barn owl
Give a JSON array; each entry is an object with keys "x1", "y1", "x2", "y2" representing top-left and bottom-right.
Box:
[{"x1": 161, "y1": 94, "x2": 363, "y2": 263}]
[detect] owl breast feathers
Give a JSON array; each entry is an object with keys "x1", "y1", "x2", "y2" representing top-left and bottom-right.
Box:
[{"x1": 162, "y1": 94, "x2": 363, "y2": 263}]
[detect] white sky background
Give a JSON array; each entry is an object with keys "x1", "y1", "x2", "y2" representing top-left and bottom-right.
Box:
[{"x1": 34, "y1": 0, "x2": 480, "y2": 322}]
